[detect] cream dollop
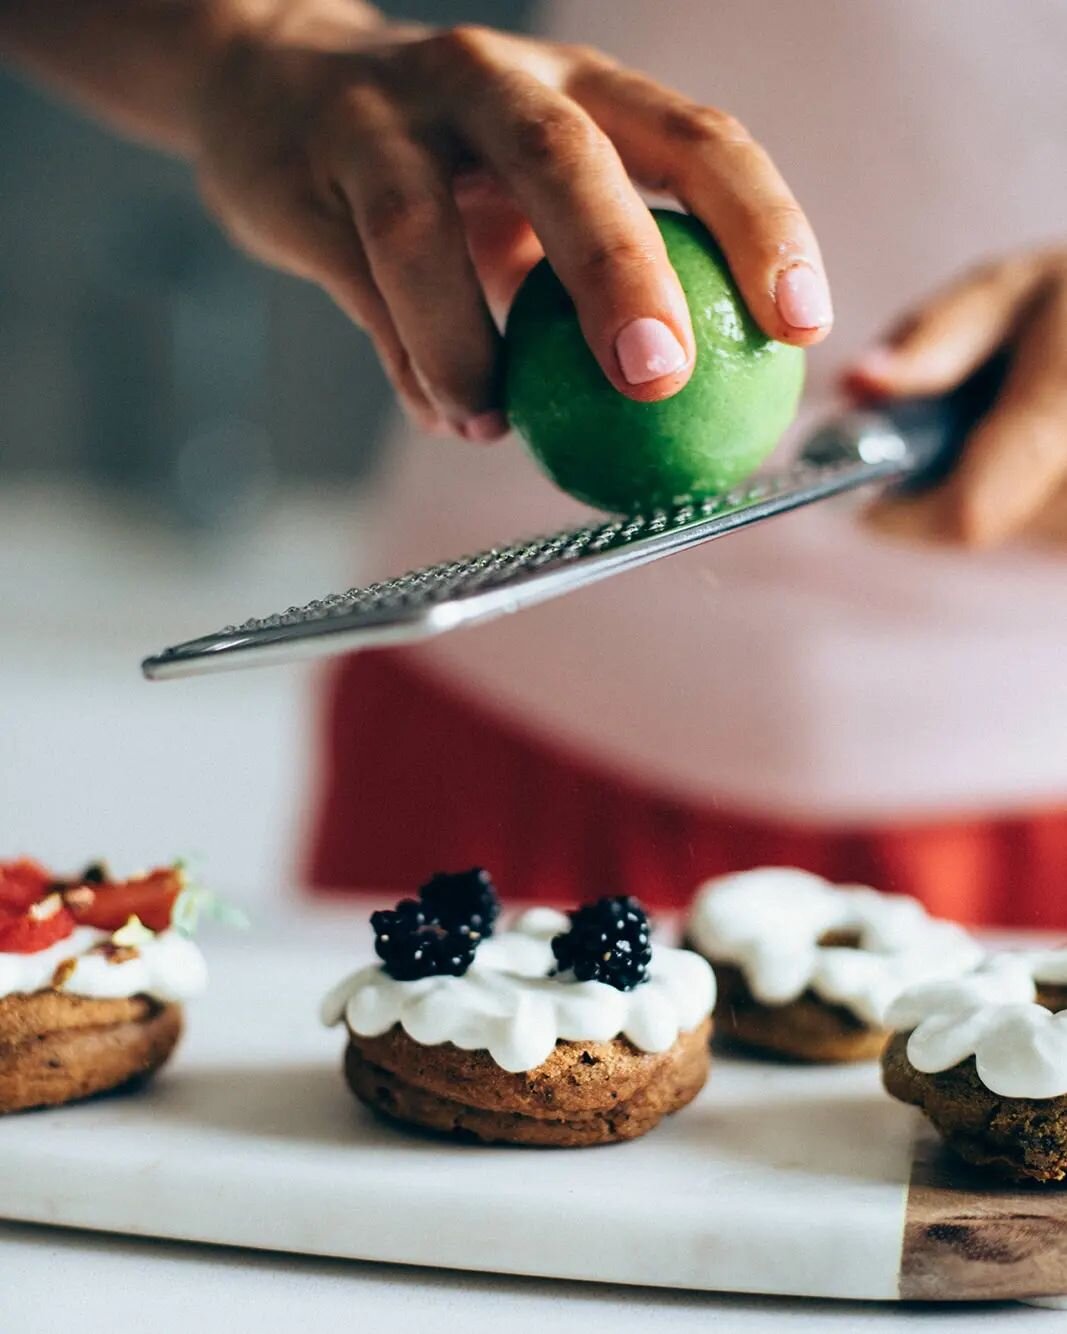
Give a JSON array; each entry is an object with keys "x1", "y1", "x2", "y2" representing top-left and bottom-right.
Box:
[
  {"x1": 0, "y1": 926, "x2": 208, "y2": 1003},
  {"x1": 686, "y1": 867, "x2": 983, "y2": 1026},
  {"x1": 888, "y1": 949, "x2": 1067, "y2": 1098},
  {"x1": 321, "y1": 907, "x2": 715, "y2": 1074}
]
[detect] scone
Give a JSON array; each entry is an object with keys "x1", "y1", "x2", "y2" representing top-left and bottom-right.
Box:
[
  {"x1": 883, "y1": 950, "x2": 1067, "y2": 1183},
  {"x1": 685, "y1": 867, "x2": 982, "y2": 1062},
  {"x1": 0, "y1": 857, "x2": 208, "y2": 1113},
  {"x1": 323, "y1": 870, "x2": 715, "y2": 1146}
]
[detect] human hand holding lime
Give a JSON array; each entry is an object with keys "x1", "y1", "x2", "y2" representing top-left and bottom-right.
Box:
[{"x1": 506, "y1": 211, "x2": 806, "y2": 513}]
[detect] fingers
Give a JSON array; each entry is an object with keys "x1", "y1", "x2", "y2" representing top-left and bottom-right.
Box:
[
  {"x1": 845, "y1": 257, "x2": 1041, "y2": 399},
  {"x1": 568, "y1": 62, "x2": 832, "y2": 347},
  {"x1": 938, "y1": 277, "x2": 1067, "y2": 545},
  {"x1": 316, "y1": 231, "x2": 446, "y2": 435},
  {"x1": 453, "y1": 168, "x2": 544, "y2": 322},
  {"x1": 866, "y1": 274, "x2": 1067, "y2": 547},
  {"x1": 201, "y1": 175, "x2": 441, "y2": 430},
  {"x1": 453, "y1": 65, "x2": 695, "y2": 402},
  {"x1": 332, "y1": 103, "x2": 507, "y2": 439}
]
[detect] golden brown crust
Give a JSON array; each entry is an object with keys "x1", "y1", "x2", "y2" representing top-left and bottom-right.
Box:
[
  {"x1": 344, "y1": 1019, "x2": 711, "y2": 1146},
  {"x1": 0, "y1": 991, "x2": 182, "y2": 1113},
  {"x1": 1037, "y1": 982, "x2": 1067, "y2": 1013},
  {"x1": 702, "y1": 954, "x2": 886, "y2": 1063},
  {"x1": 882, "y1": 1031, "x2": 1067, "y2": 1184}
]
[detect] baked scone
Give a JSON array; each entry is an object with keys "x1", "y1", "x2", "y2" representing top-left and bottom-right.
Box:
[
  {"x1": 323, "y1": 871, "x2": 715, "y2": 1146},
  {"x1": 0, "y1": 858, "x2": 208, "y2": 1113},
  {"x1": 883, "y1": 950, "x2": 1067, "y2": 1183},
  {"x1": 685, "y1": 867, "x2": 983, "y2": 1062}
]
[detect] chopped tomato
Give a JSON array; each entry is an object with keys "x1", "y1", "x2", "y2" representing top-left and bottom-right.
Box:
[
  {"x1": 0, "y1": 858, "x2": 54, "y2": 917},
  {"x1": 68, "y1": 867, "x2": 183, "y2": 933},
  {"x1": 0, "y1": 896, "x2": 76, "y2": 953}
]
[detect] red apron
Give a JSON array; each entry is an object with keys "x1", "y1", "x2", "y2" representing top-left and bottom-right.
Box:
[{"x1": 307, "y1": 653, "x2": 1067, "y2": 928}]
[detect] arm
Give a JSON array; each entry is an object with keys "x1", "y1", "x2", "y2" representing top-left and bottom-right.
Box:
[
  {"x1": 0, "y1": 0, "x2": 832, "y2": 440},
  {"x1": 0, "y1": 0, "x2": 242, "y2": 152}
]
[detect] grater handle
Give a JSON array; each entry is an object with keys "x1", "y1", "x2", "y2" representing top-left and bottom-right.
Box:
[
  {"x1": 798, "y1": 354, "x2": 1009, "y2": 486},
  {"x1": 880, "y1": 352, "x2": 1009, "y2": 487}
]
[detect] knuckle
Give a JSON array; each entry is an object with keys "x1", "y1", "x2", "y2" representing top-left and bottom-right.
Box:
[
  {"x1": 575, "y1": 235, "x2": 660, "y2": 284},
  {"x1": 359, "y1": 185, "x2": 442, "y2": 251},
  {"x1": 561, "y1": 40, "x2": 615, "y2": 70},
  {"x1": 511, "y1": 105, "x2": 602, "y2": 171},
  {"x1": 664, "y1": 104, "x2": 751, "y2": 147},
  {"x1": 759, "y1": 202, "x2": 808, "y2": 234},
  {"x1": 426, "y1": 24, "x2": 497, "y2": 69},
  {"x1": 322, "y1": 83, "x2": 390, "y2": 141}
]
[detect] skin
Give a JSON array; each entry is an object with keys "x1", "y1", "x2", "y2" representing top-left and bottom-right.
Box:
[
  {"x1": 0, "y1": 0, "x2": 1061, "y2": 545},
  {"x1": 849, "y1": 250, "x2": 1067, "y2": 547},
  {"x1": 0, "y1": 0, "x2": 829, "y2": 436}
]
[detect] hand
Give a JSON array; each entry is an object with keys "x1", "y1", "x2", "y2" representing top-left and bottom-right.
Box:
[
  {"x1": 194, "y1": 3, "x2": 832, "y2": 439},
  {"x1": 846, "y1": 249, "x2": 1067, "y2": 547}
]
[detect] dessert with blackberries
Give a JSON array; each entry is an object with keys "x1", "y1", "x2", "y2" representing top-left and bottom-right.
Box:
[
  {"x1": 0, "y1": 857, "x2": 209, "y2": 1113},
  {"x1": 685, "y1": 867, "x2": 983, "y2": 1062},
  {"x1": 883, "y1": 950, "x2": 1067, "y2": 1183},
  {"x1": 323, "y1": 871, "x2": 715, "y2": 1146}
]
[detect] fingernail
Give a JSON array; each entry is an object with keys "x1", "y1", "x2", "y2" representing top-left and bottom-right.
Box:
[
  {"x1": 615, "y1": 318, "x2": 689, "y2": 385},
  {"x1": 461, "y1": 411, "x2": 509, "y2": 442},
  {"x1": 776, "y1": 263, "x2": 834, "y2": 331}
]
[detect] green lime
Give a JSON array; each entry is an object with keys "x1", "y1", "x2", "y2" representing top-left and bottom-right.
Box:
[{"x1": 505, "y1": 210, "x2": 805, "y2": 513}]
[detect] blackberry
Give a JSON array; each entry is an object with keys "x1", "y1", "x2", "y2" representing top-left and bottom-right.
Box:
[
  {"x1": 418, "y1": 868, "x2": 500, "y2": 939},
  {"x1": 371, "y1": 898, "x2": 479, "y2": 981},
  {"x1": 551, "y1": 896, "x2": 652, "y2": 991}
]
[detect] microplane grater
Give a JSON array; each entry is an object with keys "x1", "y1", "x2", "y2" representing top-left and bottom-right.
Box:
[{"x1": 142, "y1": 365, "x2": 1002, "y2": 681}]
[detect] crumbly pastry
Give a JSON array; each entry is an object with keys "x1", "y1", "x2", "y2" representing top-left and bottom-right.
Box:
[
  {"x1": 0, "y1": 992, "x2": 183, "y2": 1113},
  {"x1": 883, "y1": 952, "x2": 1067, "y2": 1182},
  {"x1": 323, "y1": 882, "x2": 716, "y2": 1146},
  {"x1": 345, "y1": 1018, "x2": 712, "y2": 1147},
  {"x1": 0, "y1": 859, "x2": 208, "y2": 1113},
  {"x1": 685, "y1": 867, "x2": 983, "y2": 1062}
]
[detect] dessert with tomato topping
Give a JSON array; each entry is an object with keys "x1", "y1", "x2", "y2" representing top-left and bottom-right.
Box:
[{"x1": 0, "y1": 857, "x2": 209, "y2": 1113}]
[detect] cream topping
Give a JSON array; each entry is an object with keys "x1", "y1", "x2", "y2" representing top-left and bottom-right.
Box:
[
  {"x1": 687, "y1": 867, "x2": 983, "y2": 1026},
  {"x1": 321, "y1": 907, "x2": 715, "y2": 1074},
  {"x1": 0, "y1": 926, "x2": 208, "y2": 1003},
  {"x1": 888, "y1": 949, "x2": 1067, "y2": 1098}
]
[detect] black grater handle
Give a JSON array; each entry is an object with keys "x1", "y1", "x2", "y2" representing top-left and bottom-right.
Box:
[{"x1": 882, "y1": 353, "x2": 1009, "y2": 488}]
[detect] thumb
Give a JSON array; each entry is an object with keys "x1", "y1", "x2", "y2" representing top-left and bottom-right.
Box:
[{"x1": 844, "y1": 257, "x2": 1040, "y2": 400}]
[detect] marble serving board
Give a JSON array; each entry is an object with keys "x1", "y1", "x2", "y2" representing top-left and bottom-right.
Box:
[{"x1": 2, "y1": 927, "x2": 1066, "y2": 1303}]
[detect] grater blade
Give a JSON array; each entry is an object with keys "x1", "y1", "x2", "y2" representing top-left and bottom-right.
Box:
[
  {"x1": 142, "y1": 363, "x2": 1003, "y2": 681},
  {"x1": 143, "y1": 410, "x2": 915, "y2": 681}
]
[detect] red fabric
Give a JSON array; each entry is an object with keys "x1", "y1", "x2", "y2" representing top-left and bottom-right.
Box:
[{"x1": 306, "y1": 652, "x2": 1067, "y2": 928}]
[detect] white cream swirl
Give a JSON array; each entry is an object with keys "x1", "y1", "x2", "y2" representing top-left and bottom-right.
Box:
[
  {"x1": 686, "y1": 867, "x2": 983, "y2": 1026},
  {"x1": 0, "y1": 926, "x2": 208, "y2": 1003},
  {"x1": 888, "y1": 948, "x2": 1067, "y2": 1098},
  {"x1": 321, "y1": 907, "x2": 715, "y2": 1074}
]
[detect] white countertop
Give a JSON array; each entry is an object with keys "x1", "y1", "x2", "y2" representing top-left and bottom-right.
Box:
[
  {"x1": 2, "y1": 907, "x2": 1065, "y2": 1331},
  {"x1": 2, "y1": 1220, "x2": 1059, "y2": 1333}
]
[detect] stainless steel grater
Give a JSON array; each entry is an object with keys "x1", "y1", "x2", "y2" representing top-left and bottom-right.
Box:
[{"x1": 142, "y1": 366, "x2": 1001, "y2": 681}]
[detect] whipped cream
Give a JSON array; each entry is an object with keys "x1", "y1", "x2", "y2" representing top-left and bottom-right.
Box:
[
  {"x1": 0, "y1": 926, "x2": 208, "y2": 1003},
  {"x1": 888, "y1": 949, "x2": 1067, "y2": 1098},
  {"x1": 686, "y1": 867, "x2": 983, "y2": 1027},
  {"x1": 322, "y1": 907, "x2": 715, "y2": 1074}
]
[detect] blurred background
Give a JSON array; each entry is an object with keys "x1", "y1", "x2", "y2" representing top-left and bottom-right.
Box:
[{"x1": 0, "y1": 0, "x2": 531, "y2": 898}]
